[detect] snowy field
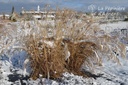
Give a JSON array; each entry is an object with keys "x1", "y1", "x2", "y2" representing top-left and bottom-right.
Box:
[
  {"x1": 100, "y1": 21, "x2": 128, "y2": 33},
  {"x1": 0, "y1": 21, "x2": 128, "y2": 85}
]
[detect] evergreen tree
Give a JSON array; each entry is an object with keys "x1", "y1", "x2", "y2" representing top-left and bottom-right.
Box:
[{"x1": 11, "y1": 6, "x2": 14, "y2": 14}]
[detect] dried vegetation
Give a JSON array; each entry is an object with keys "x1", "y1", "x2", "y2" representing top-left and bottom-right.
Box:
[{"x1": 0, "y1": 8, "x2": 126, "y2": 80}]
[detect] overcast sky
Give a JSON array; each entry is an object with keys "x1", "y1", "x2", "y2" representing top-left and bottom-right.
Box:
[{"x1": 0, "y1": 0, "x2": 128, "y2": 14}]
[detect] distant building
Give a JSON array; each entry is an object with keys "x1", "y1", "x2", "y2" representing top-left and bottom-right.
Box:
[
  {"x1": 21, "y1": 5, "x2": 56, "y2": 20},
  {"x1": 0, "y1": 14, "x2": 10, "y2": 20}
]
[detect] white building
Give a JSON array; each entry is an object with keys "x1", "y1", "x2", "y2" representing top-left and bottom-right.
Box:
[{"x1": 21, "y1": 6, "x2": 56, "y2": 20}]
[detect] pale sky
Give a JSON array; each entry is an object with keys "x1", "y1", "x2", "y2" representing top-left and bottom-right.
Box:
[{"x1": 0, "y1": 0, "x2": 128, "y2": 13}]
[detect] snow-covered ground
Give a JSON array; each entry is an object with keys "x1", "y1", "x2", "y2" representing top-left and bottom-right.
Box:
[
  {"x1": 0, "y1": 50, "x2": 128, "y2": 85},
  {"x1": 100, "y1": 21, "x2": 128, "y2": 44},
  {"x1": 100, "y1": 21, "x2": 128, "y2": 33},
  {"x1": 0, "y1": 21, "x2": 128, "y2": 85}
]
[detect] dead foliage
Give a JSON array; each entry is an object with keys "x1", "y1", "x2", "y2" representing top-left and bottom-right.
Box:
[
  {"x1": 16, "y1": 8, "x2": 126, "y2": 80},
  {"x1": 25, "y1": 36, "x2": 101, "y2": 79},
  {"x1": 0, "y1": 24, "x2": 4, "y2": 34},
  {"x1": 65, "y1": 41, "x2": 98, "y2": 76},
  {"x1": 0, "y1": 24, "x2": 4, "y2": 28},
  {"x1": 25, "y1": 34, "x2": 125, "y2": 79},
  {"x1": 25, "y1": 37, "x2": 67, "y2": 79}
]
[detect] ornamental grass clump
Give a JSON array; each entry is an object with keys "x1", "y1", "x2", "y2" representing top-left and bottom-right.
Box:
[
  {"x1": 22, "y1": 9, "x2": 126, "y2": 80},
  {"x1": 26, "y1": 36, "x2": 67, "y2": 79},
  {"x1": 0, "y1": 8, "x2": 126, "y2": 80}
]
